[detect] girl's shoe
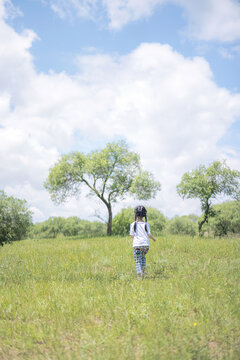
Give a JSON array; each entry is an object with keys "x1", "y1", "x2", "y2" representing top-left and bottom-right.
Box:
[{"x1": 137, "y1": 272, "x2": 144, "y2": 280}]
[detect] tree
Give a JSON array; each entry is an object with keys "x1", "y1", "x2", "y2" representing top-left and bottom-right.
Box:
[
  {"x1": 177, "y1": 161, "x2": 240, "y2": 234},
  {"x1": 44, "y1": 141, "x2": 161, "y2": 235},
  {"x1": 112, "y1": 207, "x2": 166, "y2": 236},
  {"x1": 0, "y1": 191, "x2": 32, "y2": 246}
]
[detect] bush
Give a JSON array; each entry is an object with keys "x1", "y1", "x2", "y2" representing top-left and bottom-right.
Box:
[
  {"x1": 0, "y1": 190, "x2": 32, "y2": 246},
  {"x1": 112, "y1": 208, "x2": 133, "y2": 236},
  {"x1": 205, "y1": 201, "x2": 240, "y2": 237},
  {"x1": 167, "y1": 216, "x2": 198, "y2": 236},
  {"x1": 112, "y1": 207, "x2": 166, "y2": 235}
]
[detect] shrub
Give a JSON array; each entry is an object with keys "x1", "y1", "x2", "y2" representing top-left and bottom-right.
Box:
[
  {"x1": 167, "y1": 216, "x2": 198, "y2": 236},
  {"x1": 112, "y1": 207, "x2": 166, "y2": 235},
  {"x1": 206, "y1": 201, "x2": 240, "y2": 237}
]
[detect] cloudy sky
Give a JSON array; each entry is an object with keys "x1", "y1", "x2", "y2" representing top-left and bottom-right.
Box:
[{"x1": 1, "y1": 0, "x2": 240, "y2": 222}]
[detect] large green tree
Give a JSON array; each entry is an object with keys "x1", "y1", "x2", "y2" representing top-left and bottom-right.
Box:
[
  {"x1": 0, "y1": 191, "x2": 32, "y2": 246},
  {"x1": 44, "y1": 141, "x2": 161, "y2": 235},
  {"x1": 177, "y1": 161, "x2": 240, "y2": 234}
]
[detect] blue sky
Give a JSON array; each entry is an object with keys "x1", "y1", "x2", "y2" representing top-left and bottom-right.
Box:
[
  {"x1": 9, "y1": 0, "x2": 240, "y2": 91},
  {"x1": 1, "y1": 0, "x2": 240, "y2": 221}
]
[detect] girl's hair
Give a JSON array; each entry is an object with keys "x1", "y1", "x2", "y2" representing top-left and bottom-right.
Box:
[{"x1": 134, "y1": 205, "x2": 148, "y2": 233}]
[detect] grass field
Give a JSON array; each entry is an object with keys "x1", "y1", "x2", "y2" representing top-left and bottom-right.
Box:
[{"x1": 0, "y1": 235, "x2": 239, "y2": 359}]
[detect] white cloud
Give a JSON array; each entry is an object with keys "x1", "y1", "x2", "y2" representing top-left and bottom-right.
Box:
[
  {"x1": 47, "y1": 0, "x2": 99, "y2": 21},
  {"x1": 1, "y1": 3, "x2": 240, "y2": 222},
  {"x1": 102, "y1": 0, "x2": 164, "y2": 29},
  {"x1": 0, "y1": 0, "x2": 22, "y2": 20},
  {"x1": 45, "y1": 0, "x2": 240, "y2": 42},
  {"x1": 219, "y1": 45, "x2": 240, "y2": 59},
  {"x1": 218, "y1": 47, "x2": 233, "y2": 59},
  {"x1": 178, "y1": 0, "x2": 240, "y2": 42}
]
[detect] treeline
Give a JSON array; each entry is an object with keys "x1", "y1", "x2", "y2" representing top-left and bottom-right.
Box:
[
  {"x1": 29, "y1": 216, "x2": 107, "y2": 239},
  {"x1": 1, "y1": 186, "x2": 239, "y2": 246},
  {"x1": 30, "y1": 201, "x2": 240, "y2": 239},
  {"x1": 168, "y1": 201, "x2": 240, "y2": 237},
  {"x1": 113, "y1": 208, "x2": 203, "y2": 237}
]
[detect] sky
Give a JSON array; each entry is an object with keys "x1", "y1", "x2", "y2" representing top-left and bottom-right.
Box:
[{"x1": 1, "y1": 0, "x2": 240, "y2": 222}]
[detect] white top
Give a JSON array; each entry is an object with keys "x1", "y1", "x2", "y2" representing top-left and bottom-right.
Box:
[{"x1": 130, "y1": 221, "x2": 151, "y2": 247}]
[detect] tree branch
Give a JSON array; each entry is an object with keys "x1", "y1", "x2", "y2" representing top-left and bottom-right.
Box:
[
  {"x1": 101, "y1": 156, "x2": 118, "y2": 198},
  {"x1": 82, "y1": 178, "x2": 101, "y2": 199},
  {"x1": 108, "y1": 189, "x2": 119, "y2": 203},
  {"x1": 93, "y1": 174, "x2": 97, "y2": 189},
  {"x1": 82, "y1": 177, "x2": 110, "y2": 209}
]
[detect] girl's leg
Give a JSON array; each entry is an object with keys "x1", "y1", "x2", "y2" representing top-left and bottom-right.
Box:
[
  {"x1": 134, "y1": 248, "x2": 143, "y2": 277},
  {"x1": 141, "y1": 247, "x2": 149, "y2": 277},
  {"x1": 142, "y1": 253, "x2": 146, "y2": 272}
]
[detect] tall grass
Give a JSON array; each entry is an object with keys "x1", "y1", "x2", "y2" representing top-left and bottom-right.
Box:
[{"x1": 0, "y1": 235, "x2": 239, "y2": 359}]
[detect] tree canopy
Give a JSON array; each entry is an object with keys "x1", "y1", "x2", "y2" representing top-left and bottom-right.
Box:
[
  {"x1": 0, "y1": 191, "x2": 32, "y2": 246},
  {"x1": 44, "y1": 141, "x2": 161, "y2": 235},
  {"x1": 177, "y1": 160, "x2": 240, "y2": 234}
]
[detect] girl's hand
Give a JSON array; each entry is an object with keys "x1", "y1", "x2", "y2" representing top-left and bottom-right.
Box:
[{"x1": 149, "y1": 234, "x2": 156, "y2": 242}]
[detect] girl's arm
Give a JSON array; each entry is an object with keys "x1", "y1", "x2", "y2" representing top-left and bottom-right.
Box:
[{"x1": 149, "y1": 233, "x2": 157, "y2": 242}]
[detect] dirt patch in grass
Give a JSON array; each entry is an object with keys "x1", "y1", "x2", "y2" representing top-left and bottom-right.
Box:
[{"x1": 208, "y1": 341, "x2": 223, "y2": 359}]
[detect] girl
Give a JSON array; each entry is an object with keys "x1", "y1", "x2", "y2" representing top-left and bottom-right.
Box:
[{"x1": 130, "y1": 205, "x2": 157, "y2": 279}]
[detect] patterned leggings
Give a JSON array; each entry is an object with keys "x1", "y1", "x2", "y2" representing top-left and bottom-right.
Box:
[{"x1": 134, "y1": 247, "x2": 149, "y2": 275}]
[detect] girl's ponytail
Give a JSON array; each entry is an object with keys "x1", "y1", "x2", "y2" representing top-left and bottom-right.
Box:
[
  {"x1": 134, "y1": 212, "x2": 137, "y2": 232},
  {"x1": 134, "y1": 221, "x2": 137, "y2": 232},
  {"x1": 145, "y1": 214, "x2": 148, "y2": 233}
]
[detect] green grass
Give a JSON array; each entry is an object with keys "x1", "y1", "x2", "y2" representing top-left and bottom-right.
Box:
[{"x1": 0, "y1": 235, "x2": 239, "y2": 359}]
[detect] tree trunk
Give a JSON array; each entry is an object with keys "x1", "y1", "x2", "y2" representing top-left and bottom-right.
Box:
[
  {"x1": 107, "y1": 203, "x2": 112, "y2": 236},
  {"x1": 198, "y1": 217, "x2": 206, "y2": 235},
  {"x1": 98, "y1": 195, "x2": 113, "y2": 236},
  {"x1": 198, "y1": 201, "x2": 210, "y2": 235}
]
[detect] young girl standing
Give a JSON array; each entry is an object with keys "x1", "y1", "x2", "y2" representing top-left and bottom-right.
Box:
[{"x1": 130, "y1": 205, "x2": 157, "y2": 279}]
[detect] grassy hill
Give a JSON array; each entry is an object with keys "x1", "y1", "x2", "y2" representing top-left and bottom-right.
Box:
[{"x1": 0, "y1": 235, "x2": 239, "y2": 359}]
